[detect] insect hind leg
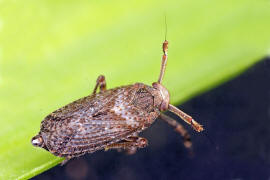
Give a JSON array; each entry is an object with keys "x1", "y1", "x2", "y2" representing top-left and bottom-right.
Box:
[
  {"x1": 104, "y1": 136, "x2": 148, "y2": 154},
  {"x1": 92, "y1": 75, "x2": 106, "y2": 94}
]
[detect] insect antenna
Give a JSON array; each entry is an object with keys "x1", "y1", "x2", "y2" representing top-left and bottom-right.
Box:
[
  {"x1": 202, "y1": 131, "x2": 219, "y2": 150},
  {"x1": 164, "y1": 14, "x2": 167, "y2": 41},
  {"x1": 157, "y1": 16, "x2": 169, "y2": 84}
]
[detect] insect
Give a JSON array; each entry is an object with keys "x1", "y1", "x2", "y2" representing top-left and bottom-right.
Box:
[{"x1": 31, "y1": 38, "x2": 203, "y2": 165}]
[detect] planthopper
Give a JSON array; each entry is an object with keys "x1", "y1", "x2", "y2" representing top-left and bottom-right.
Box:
[{"x1": 31, "y1": 38, "x2": 204, "y2": 165}]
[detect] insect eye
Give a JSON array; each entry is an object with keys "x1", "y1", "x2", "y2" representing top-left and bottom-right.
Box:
[{"x1": 31, "y1": 135, "x2": 44, "y2": 147}]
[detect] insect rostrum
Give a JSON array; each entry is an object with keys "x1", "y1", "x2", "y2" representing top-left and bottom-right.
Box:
[{"x1": 31, "y1": 40, "x2": 203, "y2": 165}]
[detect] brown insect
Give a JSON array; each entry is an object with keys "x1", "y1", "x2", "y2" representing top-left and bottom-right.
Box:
[{"x1": 31, "y1": 39, "x2": 203, "y2": 165}]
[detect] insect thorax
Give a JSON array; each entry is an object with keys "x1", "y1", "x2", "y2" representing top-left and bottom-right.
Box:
[{"x1": 132, "y1": 87, "x2": 155, "y2": 113}]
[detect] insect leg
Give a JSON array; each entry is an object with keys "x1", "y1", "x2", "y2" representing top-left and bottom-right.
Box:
[
  {"x1": 168, "y1": 104, "x2": 204, "y2": 132},
  {"x1": 104, "y1": 136, "x2": 148, "y2": 153},
  {"x1": 160, "y1": 114, "x2": 192, "y2": 149},
  {"x1": 123, "y1": 136, "x2": 146, "y2": 155},
  {"x1": 92, "y1": 75, "x2": 106, "y2": 94},
  {"x1": 158, "y1": 40, "x2": 168, "y2": 84}
]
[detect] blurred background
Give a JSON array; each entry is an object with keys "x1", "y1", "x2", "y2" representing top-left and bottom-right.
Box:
[{"x1": 0, "y1": 0, "x2": 270, "y2": 179}]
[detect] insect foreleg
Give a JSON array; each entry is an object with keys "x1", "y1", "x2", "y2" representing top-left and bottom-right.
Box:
[
  {"x1": 160, "y1": 114, "x2": 192, "y2": 149},
  {"x1": 168, "y1": 104, "x2": 204, "y2": 132},
  {"x1": 92, "y1": 75, "x2": 106, "y2": 94},
  {"x1": 157, "y1": 40, "x2": 168, "y2": 84}
]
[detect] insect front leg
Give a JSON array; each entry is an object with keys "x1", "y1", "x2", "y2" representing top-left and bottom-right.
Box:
[
  {"x1": 92, "y1": 75, "x2": 106, "y2": 94},
  {"x1": 160, "y1": 114, "x2": 192, "y2": 149},
  {"x1": 104, "y1": 136, "x2": 148, "y2": 154}
]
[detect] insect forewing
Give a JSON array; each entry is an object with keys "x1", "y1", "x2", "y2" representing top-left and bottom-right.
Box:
[{"x1": 40, "y1": 85, "x2": 152, "y2": 157}]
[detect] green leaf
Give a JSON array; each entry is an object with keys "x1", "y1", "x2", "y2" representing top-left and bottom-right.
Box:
[{"x1": 0, "y1": 0, "x2": 270, "y2": 179}]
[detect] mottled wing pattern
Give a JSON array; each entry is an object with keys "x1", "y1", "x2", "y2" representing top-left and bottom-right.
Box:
[{"x1": 40, "y1": 84, "x2": 157, "y2": 157}]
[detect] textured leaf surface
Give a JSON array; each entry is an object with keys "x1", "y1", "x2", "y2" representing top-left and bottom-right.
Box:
[{"x1": 0, "y1": 0, "x2": 270, "y2": 179}]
